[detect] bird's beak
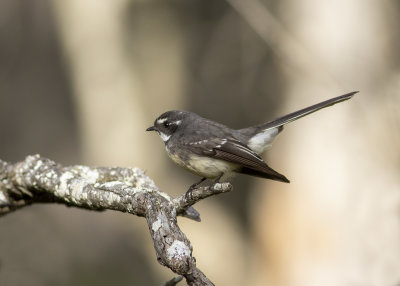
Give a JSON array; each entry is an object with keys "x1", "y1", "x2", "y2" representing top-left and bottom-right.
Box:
[{"x1": 146, "y1": 126, "x2": 156, "y2": 132}]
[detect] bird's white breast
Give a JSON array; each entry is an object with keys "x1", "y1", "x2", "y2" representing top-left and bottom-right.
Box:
[
  {"x1": 166, "y1": 146, "x2": 236, "y2": 179},
  {"x1": 187, "y1": 155, "x2": 236, "y2": 179}
]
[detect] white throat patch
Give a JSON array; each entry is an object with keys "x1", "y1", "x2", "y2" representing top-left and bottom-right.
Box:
[{"x1": 159, "y1": 131, "x2": 171, "y2": 142}]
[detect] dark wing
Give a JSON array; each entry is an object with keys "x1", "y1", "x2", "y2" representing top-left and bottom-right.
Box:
[{"x1": 188, "y1": 138, "x2": 290, "y2": 183}]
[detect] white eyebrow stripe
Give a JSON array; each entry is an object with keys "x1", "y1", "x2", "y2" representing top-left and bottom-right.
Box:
[
  {"x1": 157, "y1": 118, "x2": 168, "y2": 124},
  {"x1": 172, "y1": 120, "x2": 181, "y2": 125}
]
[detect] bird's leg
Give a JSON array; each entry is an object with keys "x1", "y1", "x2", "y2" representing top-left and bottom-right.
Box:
[
  {"x1": 185, "y1": 177, "x2": 207, "y2": 200},
  {"x1": 210, "y1": 173, "x2": 224, "y2": 191},
  {"x1": 189, "y1": 177, "x2": 207, "y2": 190}
]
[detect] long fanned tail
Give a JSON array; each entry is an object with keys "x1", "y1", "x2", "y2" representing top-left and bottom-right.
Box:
[{"x1": 257, "y1": 91, "x2": 358, "y2": 131}]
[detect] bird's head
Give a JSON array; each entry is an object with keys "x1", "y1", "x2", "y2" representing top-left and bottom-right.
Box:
[{"x1": 146, "y1": 110, "x2": 187, "y2": 143}]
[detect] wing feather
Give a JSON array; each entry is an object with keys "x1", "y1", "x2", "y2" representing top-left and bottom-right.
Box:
[{"x1": 188, "y1": 138, "x2": 289, "y2": 183}]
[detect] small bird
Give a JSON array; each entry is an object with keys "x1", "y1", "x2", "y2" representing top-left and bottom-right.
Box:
[{"x1": 146, "y1": 92, "x2": 357, "y2": 194}]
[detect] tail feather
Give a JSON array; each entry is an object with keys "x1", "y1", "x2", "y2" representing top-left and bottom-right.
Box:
[{"x1": 256, "y1": 91, "x2": 358, "y2": 131}]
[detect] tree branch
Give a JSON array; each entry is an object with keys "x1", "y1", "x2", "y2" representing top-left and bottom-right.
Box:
[{"x1": 0, "y1": 155, "x2": 233, "y2": 285}]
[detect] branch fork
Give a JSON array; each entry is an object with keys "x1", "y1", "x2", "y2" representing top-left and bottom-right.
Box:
[{"x1": 0, "y1": 155, "x2": 233, "y2": 285}]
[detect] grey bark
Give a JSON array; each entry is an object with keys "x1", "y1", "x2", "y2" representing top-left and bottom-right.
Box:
[{"x1": 0, "y1": 154, "x2": 233, "y2": 286}]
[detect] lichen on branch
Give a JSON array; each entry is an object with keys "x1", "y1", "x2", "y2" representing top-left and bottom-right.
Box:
[{"x1": 0, "y1": 154, "x2": 232, "y2": 286}]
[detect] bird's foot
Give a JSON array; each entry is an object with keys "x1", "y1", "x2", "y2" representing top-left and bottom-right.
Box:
[
  {"x1": 185, "y1": 178, "x2": 207, "y2": 201},
  {"x1": 210, "y1": 174, "x2": 223, "y2": 191},
  {"x1": 184, "y1": 186, "x2": 195, "y2": 201}
]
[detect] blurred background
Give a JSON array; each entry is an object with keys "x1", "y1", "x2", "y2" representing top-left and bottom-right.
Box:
[{"x1": 0, "y1": 0, "x2": 399, "y2": 285}]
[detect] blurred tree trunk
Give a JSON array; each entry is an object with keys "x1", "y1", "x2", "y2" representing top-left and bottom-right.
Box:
[
  {"x1": 50, "y1": 0, "x2": 189, "y2": 282},
  {"x1": 250, "y1": 1, "x2": 400, "y2": 285},
  {"x1": 51, "y1": 0, "x2": 187, "y2": 169},
  {"x1": 51, "y1": 0, "x2": 148, "y2": 167}
]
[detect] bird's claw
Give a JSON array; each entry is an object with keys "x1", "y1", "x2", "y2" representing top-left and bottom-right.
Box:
[{"x1": 185, "y1": 187, "x2": 194, "y2": 201}]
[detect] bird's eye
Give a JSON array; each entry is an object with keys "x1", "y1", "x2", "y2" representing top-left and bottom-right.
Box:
[{"x1": 164, "y1": 122, "x2": 170, "y2": 127}]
